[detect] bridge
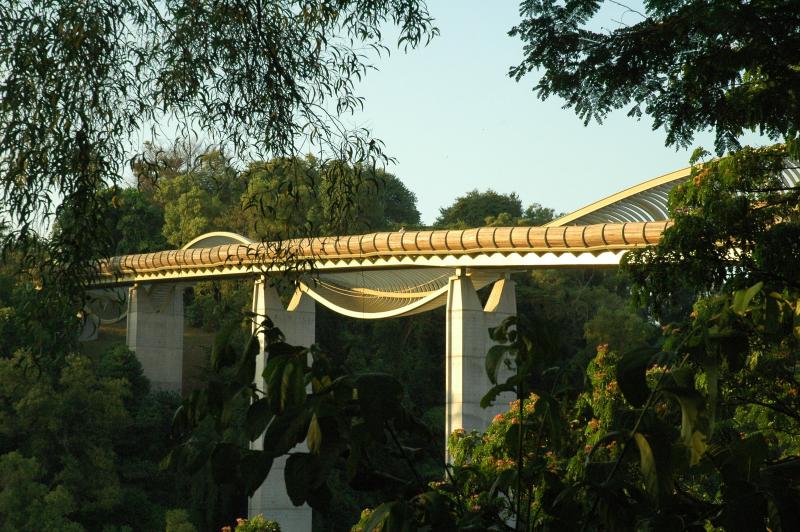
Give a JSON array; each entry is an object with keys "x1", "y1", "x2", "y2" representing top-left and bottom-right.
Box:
[{"x1": 86, "y1": 166, "x2": 691, "y2": 530}]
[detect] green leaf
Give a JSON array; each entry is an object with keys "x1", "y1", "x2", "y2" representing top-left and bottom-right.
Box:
[
  {"x1": 306, "y1": 483, "x2": 333, "y2": 510},
  {"x1": 664, "y1": 387, "x2": 707, "y2": 465},
  {"x1": 285, "y1": 453, "x2": 317, "y2": 506},
  {"x1": 663, "y1": 388, "x2": 709, "y2": 466},
  {"x1": 240, "y1": 450, "x2": 273, "y2": 497},
  {"x1": 485, "y1": 344, "x2": 512, "y2": 384},
  {"x1": 281, "y1": 358, "x2": 306, "y2": 410},
  {"x1": 731, "y1": 281, "x2": 763, "y2": 315},
  {"x1": 235, "y1": 333, "x2": 260, "y2": 385},
  {"x1": 480, "y1": 380, "x2": 516, "y2": 409},
  {"x1": 307, "y1": 413, "x2": 322, "y2": 454},
  {"x1": 245, "y1": 397, "x2": 273, "y2": 441},
  {"x1": 263, "y1": 407, "x2": 313, "y2": 457},
  {"x1": 634, "y1": 433, "x2": 659, "y2": 500},
  {"x1": 616, "y1": 346, "x2": 658, "y2": 407},
  {"x1": 363, "y1": 502, "x2": 394, "y2": 531},
  {"x1": 363, "y1": 501, "x2": 415, "y2": 532},
  {"x1": 794, "y1": 301, "x2": 800, "y2": 339},
  {"x1": 265, "y1": 354, "x2": 306, "y2": 414}
]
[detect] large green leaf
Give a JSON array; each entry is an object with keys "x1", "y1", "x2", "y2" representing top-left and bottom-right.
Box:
[
  {"x1": 263, "y1": 406, "x2": 313, "y2": 457},
  {"x1": 616, "y1": 346, "x2": 658, "y2": 407},
  {"x1": 634, "y1": 433, "x2": 659, "y2": 500},
  {"x1": 245, "y1": 397, "x2": 273, "y2": 441},
  {"x1": 485, "y1": 343, "x2": 513, "y2": 385},
  {"x1": 235, "y1": 333, "x2": 260, "y2": 385},
  {"x1": 480, "y1": 380, "x2": 516, "y2": 409},
  {"x1": 307, "y1": 413, "x2": 322, "y2": 454},
  {"x1": 363, "y1": 501, "x2": 415, "y2": 532},
  {"x1": 664, "y1": 387, "x2": 707, "y2": 465},
  {"x1": 731, "y1": 281, "x2": 763, "y2": 315},
  {"x1": 794, "y1": 300, "x2": 800, "y2": 340},
  {"x1": 265, "y1": 354, "x2": 306, "y2": 414},
  {"x1": 285, "y1": 453, "x2": 318, "y2": 506},
  {"x1": 240, "y1": 450, "x2": 273, "y2": 497}
]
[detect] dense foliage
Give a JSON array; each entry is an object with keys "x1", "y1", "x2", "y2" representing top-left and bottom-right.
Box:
[
  {"x1": 4, "y1": 1, "x2": 799, "y2": 531},
  {"x1": 0, "y1": 0, "x2": 436, "y2": 308},
  {"x1": 0, "y1": 343, "x2": 190, "y2": 531}
]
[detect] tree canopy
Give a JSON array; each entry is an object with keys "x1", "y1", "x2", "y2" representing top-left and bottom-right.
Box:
[
  {"x1": 0, "y1": 0, "x2": 437, "y2": 299},
  {"x1": 434, "y1": 189, "x2": 554, "y2": 229},
  {"x1": 510, "y1": 0, "x2": 800, "y2": 153}
]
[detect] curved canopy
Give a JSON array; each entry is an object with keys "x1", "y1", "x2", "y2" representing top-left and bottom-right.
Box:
[
  {"x1": 548, "y1": 158, "x2": 800, "y2": 227},
  {"x1": 547, "y1": 167, "x2": 691, "y2": 226},
  {"x1": 182, "y1": 231, "x2": 254, "y2": 249}
]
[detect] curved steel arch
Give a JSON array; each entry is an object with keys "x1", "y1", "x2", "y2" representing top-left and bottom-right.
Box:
[
  {"x1": 546, "y1": 167, "x2": 691, "y2": 226},
  {"x1": 182, "y1": 231, "x2": 254, "y2": 249}
]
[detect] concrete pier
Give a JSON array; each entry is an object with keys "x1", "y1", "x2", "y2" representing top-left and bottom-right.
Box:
[
  {"x1": 445, "y1": 271, "x2": 516, "y2": 460},
  {"x1": 249, "y1": 278, "x2": 314, "y2": 532},
  {"x1": 126, "y1": 283, "x2": 184, "y2": 393}
]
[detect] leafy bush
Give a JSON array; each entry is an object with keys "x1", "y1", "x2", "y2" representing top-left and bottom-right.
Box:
[{"x1": 223, "y1": 514, "x2": 280, "y2": 532}]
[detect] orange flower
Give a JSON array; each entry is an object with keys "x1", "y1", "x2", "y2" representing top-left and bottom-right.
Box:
[{"x1": 692, "y1": 168, "x2": 710, "y2": 186}]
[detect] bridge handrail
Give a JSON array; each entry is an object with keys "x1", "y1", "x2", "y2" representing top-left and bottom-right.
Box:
[{"x1": 97, "y1": 221, "x2": 671, "y2": 280}]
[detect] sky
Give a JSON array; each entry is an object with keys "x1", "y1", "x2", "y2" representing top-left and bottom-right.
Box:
[{"x1": 345, "y1": 0, "x2": 732, "y2": 224}]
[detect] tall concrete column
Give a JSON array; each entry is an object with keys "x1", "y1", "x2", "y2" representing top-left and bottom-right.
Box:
[
  {"x1": 249, "y1": 277, "x2": 314, "y2": 532},
  {"x1": 126, "y1": 283, "x2": 184, "y2": 393},
  {"x1": 445, "y1": 271, "x2": 516, "y2": 460}
]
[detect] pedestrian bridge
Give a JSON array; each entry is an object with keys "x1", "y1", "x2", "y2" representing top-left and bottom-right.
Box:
[{"x1": 87, "y1": 165, "x2": 692, "y2": 530}]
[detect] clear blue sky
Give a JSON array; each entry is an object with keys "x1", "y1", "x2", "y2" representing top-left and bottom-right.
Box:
[{"x1": 346, "y1": 0, "x2": 741, "y2": 224}]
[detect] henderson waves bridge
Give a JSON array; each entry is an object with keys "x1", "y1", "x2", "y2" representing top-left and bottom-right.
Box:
[{"x1": 86, "y1": 166, "x2": 691, "y2": 530}]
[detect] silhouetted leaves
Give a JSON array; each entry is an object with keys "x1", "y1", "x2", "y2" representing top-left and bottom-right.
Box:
[{"x1": 616, "y1": 346, "x2": 658, "y2": 408}]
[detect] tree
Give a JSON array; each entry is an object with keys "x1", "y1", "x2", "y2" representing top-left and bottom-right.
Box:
[
  {"x1": 435, "y1": 190, "x2": 524, "y2": 228},
  {"x1": 0, "y1": 0, "x2": 437, "y2": 303},
  {"x1": 107, "y1": 188, "x2": 168, "y2": 255},
  {"x1": 510, "y1": 0, "x2": 800, "y2": 153},
  {"x1": 489, "y1": 2, "x2": 800, "y2": 530},
  {"x1": 55, "y1": 186, "x2": 168, "y2": 256},
  {"x1": 155, "y1": 151, "x2": 248, "y2": 247},
  {"x1": 242, "y1": 156, "x2": 421, "y2": 239}
]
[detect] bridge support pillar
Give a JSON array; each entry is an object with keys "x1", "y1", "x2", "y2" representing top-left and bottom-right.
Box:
[
  {"x1": 249, "y1": 278, "x2": 314, "y2": 532},
  {"x1": 445, "y1": 271, "x2": 516, "y2": 461},
  {"x1": 126, "y1": 283, "x2": 184, "y2": 393}
]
